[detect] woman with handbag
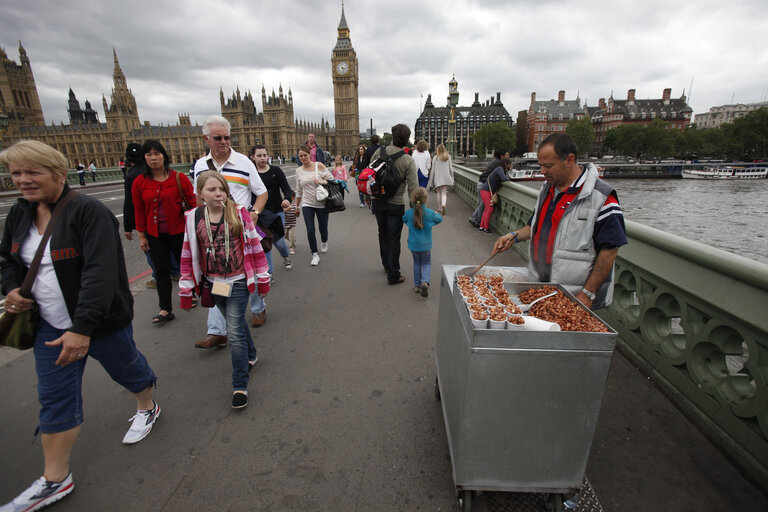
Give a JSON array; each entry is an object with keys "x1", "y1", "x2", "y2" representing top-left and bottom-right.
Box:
[
  {"x1": 479, "y1": 157, "x2": 512, "y2": 234},
  {"x1": 351, "y1": 143, "x2": 367, "y2": 208},
  {"x1": 0, "y1": 141, "x2": 160, "y2": 511},
  {"x1": 132, "y1": 139, "x2": 195, "y2": 325},
  {"x1": 178, "y1": 171, "x2": 270, "y2": 409},
  {"x1": 427, "y1": 143, "x2": 454, "y2": 215},
  {"x1": 294, "y1": 144, "x2": 335, "y2": 266}
]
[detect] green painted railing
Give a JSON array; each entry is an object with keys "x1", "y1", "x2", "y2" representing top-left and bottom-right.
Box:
[{"x1": 454, "y1": 163, "x2": 768, "y2": 490}]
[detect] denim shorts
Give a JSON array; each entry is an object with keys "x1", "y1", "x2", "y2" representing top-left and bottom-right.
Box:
[{"x1": 34, "y1": 318, "x2": 157, "y2": 434}]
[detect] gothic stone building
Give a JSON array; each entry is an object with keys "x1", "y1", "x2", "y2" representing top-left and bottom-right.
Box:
[
  {"x1": 414, "y1": 76, "x2": 513, "y2": 156},
  {"x1": 0, "y1": 7, "x2": 359, "y2": 168}
]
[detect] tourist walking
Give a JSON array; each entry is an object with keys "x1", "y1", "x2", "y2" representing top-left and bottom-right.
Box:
[
  {"x1": 427, "y1": 143, "x2": 454, "y2": 215},
  {"x1": 332, "y1": 154, "x2": 349, "y2": 182},
  {"x1": 76, "y1": 161, "x2": 85, "y2": 186},
  {"x1": 283, "y1": 202, "x2": 298, "y2": 255},
  {"x1": 250, "y1": 144, "x2": 294, "y2": 327},
  {"x1": 88, "y1": 160, "x2": 96, "y2": 182},
  {"x1": 412, "y1": 139, "x2": 431, "y2": 189},
  {"x1": 351, "y1": 143, "x2": 367, "y2": 207},
  {"x1": 190, "y1": 115, "x2": 267, "y2": 350},
  {"x1": 469, "y1": 148, "x2": 509, "y2": 228},
  {"x1": 370, "y1": 124, "x2": 419, "y2": 285},
  {"x1": 294, "y1": 145, "x2": 335, "y2": 266},
  {"x1": 132, "y1": 139, "x2": 196, "y2": 324},
  {"x1": 403, "y1": 187, "x2": 442, "y2": 297},
  {"x1": 0, "y1": 141, "x2": 160, "y2": 512},
  {"x1": 479, "y1": 157, "x2": 512, "y2": 234},
  {"x1": 179, "y1": 171, "x2": 270, "y2": 409}
]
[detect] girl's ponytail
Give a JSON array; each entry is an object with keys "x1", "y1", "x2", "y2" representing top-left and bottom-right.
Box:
[{"x1": 410, "y1": 187, "x2": 429, "y2": 230}]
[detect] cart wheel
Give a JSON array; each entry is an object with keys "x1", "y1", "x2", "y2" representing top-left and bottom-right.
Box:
[
  {"x1": 458, "y1": 489, "x2": 472, "y2": 512},
  {"x1": 434, "y1": 376, "x2": 441, "y2": 401},
  {"x1": 544, "y1": 493, "x2": 564, "y2": 512}
]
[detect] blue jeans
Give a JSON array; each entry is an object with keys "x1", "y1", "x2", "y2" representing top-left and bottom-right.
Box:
[
  {"x1": 264, "y1": 212, "x2": 290, "y2": 274},
  {"x1": 34, "y1": 319, "x2": 156, "y2": 434},
  {"x1": 207, "y1": 284, "x2": 263, "y2": 335},
  {"x1": 411, "y1": 250, "x2": 432, "y2": 286},
  {"x1": 212, "y1": 280, "x2": 257, "y2": 391},
  {"x1": 469, "y1": 181, "x2": 484, "y2": 224},
  {"x1": 372, "y1": 200, "x2": 405, "y2": 283},
  {"x1": 302, "y1": 206, "x2": 329, "y2": 254}
]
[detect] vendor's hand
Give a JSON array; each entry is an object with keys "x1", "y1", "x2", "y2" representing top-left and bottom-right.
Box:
[
  {"x1": 493, "y1": 233, "x2": 516, "y2": 253},
  {"x1": 575, "y1": 291, "x2": 594, "y2": 310},
  {"x1": 124, "y1": 231, "x2": 134, "y2": 241},
  {"x1": 138, "y1": 233, "x2": 149, "y2": 252},
  {"x1": 46, "y1": 331, "x2": 91, "y2": 367},
  {"x1": 4, "y1": 288, "x2": 35, "y2": 313}
]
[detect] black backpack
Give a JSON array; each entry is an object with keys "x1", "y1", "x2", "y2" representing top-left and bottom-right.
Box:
[{"x1": 367, "y1": 149, "x2": 406, "y2": 200}]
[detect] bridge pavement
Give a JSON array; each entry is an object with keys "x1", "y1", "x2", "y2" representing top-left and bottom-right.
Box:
[{"x1": 0, "y1": 185, "x2": 766, "y2": 511}]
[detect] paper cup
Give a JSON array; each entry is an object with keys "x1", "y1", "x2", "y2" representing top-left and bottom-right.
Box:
[
  {"x1": 470, "y1": 314, "x2": 488, "y2": 329},
  {"x1": 521, "y1": 316, "x2": 561, "y2": 332},
  {"x1": 488, "y1": 318, "x2": 506, "y2": 329},
  {"x1": 506, "y1": 315, "x2": 526, "y2": 330}
]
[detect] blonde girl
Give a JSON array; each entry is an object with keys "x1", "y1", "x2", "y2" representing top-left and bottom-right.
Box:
[
  {"x1": 332, "y1": 154, "x2": 349, "y2": 181},
  {"x1": 179, "y1": 171, "x2": 270, "y2": 409},
  {"x1": 402, "y1": 187, "x2": 443, "y2": 297},
  {"x1": 427, "y1": 143, "x2": 455, "y2": 215}
]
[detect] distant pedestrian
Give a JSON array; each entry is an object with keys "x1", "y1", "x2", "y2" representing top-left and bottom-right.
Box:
[
  {"x1": 479, "y1": 157, "x2": 512, "y2": 234},
  {"x1": 412, "y1": 139, "x2": 431, "y2": 188},
  {"x1": 402, "y1": 187, "x2": 442, "y2": 297},
  {"x1": 428, "y1": 143, "x2": 454, "y2": 215},
  {"x1": 0, "y1": 141, "x2": 160, "y2": 512},
  {"x1": 332, "y1": 154, "x2": 349, "y2": 181},
  {"x1": 469, "y1": 148, "x2": 509, "y2": 227},
  {"x1": 89, "y1": 160, "x2": 96, "y2": 182},
  {"x1": 295, "y1": 144, "x2": 335, "y2": 266},
  {"x1": 352, "y1": 143, "x2": 367, "y2": 207},
  {"x1": 76, "y1": 161, "x2": 86, "y2": 186},
  {"x1": 179, "y1": 171, "x2": 270, "y2": 409},
  {"x1": 297, "y1": 132, "x2": 325, "y2": 164}
]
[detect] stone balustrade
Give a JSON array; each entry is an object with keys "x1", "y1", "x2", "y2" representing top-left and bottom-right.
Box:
[{"x1": 453, "y1": 162, "x2": 768, "y2": 489}]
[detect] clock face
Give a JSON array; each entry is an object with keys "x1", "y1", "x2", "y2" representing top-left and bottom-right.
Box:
[{"x1": 336, "y1": 61, "x2": 349, "y2": 75}]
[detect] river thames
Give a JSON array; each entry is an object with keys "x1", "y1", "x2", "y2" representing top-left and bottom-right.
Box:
[{"x1": 521, "y1": 178, "x2": 768, "y2": 265}]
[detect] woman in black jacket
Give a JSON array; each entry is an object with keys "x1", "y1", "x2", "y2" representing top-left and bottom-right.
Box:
[{"x1": 0, "y1": 141, "x2": 160, "y2": 511}]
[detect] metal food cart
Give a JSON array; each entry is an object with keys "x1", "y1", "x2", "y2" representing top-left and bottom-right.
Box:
[{"x1": 434, "y1": 265, "x2": 618, "y2": 511}]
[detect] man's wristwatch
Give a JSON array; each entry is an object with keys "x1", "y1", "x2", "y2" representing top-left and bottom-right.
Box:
[{"x1": 581, "y1": 287, "x2": 596, "y2": 301}]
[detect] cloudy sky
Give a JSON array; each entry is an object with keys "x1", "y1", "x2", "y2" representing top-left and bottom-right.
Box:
[{"x1": 2, "y1": 0, "x2": 767, "y2": 135}]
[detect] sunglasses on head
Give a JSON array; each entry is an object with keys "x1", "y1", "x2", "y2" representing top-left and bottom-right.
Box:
[{"x1": 211, "y1": 135, "x2": 231, "y2": 141}]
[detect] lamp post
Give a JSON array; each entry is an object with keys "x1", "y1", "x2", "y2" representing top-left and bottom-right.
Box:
[{"x1": 447, "y1": 75, "x2": 459, "y2": 159}]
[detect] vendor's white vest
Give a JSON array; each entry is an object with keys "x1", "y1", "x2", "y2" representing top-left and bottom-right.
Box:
[{"x1": 527, "y1": 163, "x2": 616, "y2": 309}]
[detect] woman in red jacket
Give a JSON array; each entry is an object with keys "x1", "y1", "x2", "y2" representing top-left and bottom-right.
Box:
[{"x1": 132, "y1": 139, "x2": 195, "y2": 324}]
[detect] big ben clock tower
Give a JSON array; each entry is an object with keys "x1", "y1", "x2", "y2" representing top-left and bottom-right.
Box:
[{"x1": 332, "y1": 4, "x2": 359, "y2": 155}]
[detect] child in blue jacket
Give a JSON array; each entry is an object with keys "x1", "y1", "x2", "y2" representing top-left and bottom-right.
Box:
[{"x1": 403, "y1": 187, "x2": 442, "y2": 297}]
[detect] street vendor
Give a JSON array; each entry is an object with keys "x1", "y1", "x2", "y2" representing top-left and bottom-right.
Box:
[{"x1": 493, "y1": 134, "x2": 627, "y2": 310}]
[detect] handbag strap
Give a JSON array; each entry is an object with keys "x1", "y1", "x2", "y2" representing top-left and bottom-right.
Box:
[
  {"x1": 19, "y1": 190, "x2": 77, "y2": 298},
  {"x1": 314, "y1": 161, "x2": 318, "y2": 179},
  {"x1": 174, "y1": 172, "x2": 188, "y2": 207}
]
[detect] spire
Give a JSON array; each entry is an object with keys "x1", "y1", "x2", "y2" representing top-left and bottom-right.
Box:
[
  {"x1": 112, "y1": 47, "x2": 127, "y2": 89},
  {"x1": 338, "y1": 2, "x2": 349, "y2": 30}
]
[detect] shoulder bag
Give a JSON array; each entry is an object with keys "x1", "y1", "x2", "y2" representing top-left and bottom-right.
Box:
[
  {"x1": 0, "y1": 190, "x2": 77, "y2": 350},
  {"x1": 175, "y1": 172, "x2": 192, "y2": 211},
  {"x1": 315, "y1": 162, "x2": 329, "y2": 201}
]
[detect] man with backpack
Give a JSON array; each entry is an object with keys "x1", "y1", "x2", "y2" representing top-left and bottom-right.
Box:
[{"x1": 369, "y1": 124, "x2": 419, "y2": 285}]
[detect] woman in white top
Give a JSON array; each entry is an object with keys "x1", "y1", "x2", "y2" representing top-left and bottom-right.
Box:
[
  {"x1": 294, "y1": 145, "x2": 335, "y2": 266},
  {"x1": 412, "y1": 139, "x2": 431, "y2": 189},
  {"x1": 427, "y1": 143, "x2": 455, "y2": 215}
]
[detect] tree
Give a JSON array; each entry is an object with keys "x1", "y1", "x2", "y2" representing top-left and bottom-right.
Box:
[
  {"x1": 566, "y1": 117, "x2": 595, "y2": 156},
  {"x1": 644, "y1": 119, "x2": 675, "y2": 158},
  {"x1": 379, "y1": 133, "x2": 393, "y2": 147},
  {"x1": 472, "y1": 122, "x2": 516, "y2": 156}
]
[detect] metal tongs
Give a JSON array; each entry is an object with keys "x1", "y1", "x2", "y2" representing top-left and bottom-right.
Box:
[
  {"x1": 468, "y1": 247, "x2": 499, "y2": 276},
  {"x1": 518, "y1": 290, "x2": 558, "y2": 312}
]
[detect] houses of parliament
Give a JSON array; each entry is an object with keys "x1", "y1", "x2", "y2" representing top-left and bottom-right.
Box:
[{"x1": 0, "y1": 8, "x2": 360, "y2": 168}]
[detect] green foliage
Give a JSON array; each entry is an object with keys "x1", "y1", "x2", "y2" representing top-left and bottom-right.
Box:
[
  {"x1": 604, "y1": 107, "x2": 768, "y2": 160},
  {"x1": 472, "y1": 122, "x2": 516, "y2": 156},
  {"x1": 379, "y1": 133, "x2": 393, "y2": 147},
  {"x1": 566, "y1": 117, "x2": 595, "y2": 156}
]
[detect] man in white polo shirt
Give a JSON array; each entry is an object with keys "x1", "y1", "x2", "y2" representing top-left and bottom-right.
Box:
[{"x1": 191, "y1": 115, "x2": 268, "y2": 349}]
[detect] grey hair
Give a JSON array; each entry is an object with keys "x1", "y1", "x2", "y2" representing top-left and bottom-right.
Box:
[{"x1": 202, "y1": 115, "x2": 231, "y2": 136}]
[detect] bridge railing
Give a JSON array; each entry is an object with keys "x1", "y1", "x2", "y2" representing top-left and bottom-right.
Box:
[
  {"x1": 0, "y1": 164, "x2": 192, "y2": 191},
  {"x1": 454, "y1": 162, "x2": 768, "y2": 490}
]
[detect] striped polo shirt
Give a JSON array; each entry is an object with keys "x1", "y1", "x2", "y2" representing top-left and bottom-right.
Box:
[{"x1": 193, "y1": 150, "x2": 267, "y2": 209}]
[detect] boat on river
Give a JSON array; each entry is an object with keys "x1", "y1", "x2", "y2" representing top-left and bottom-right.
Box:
[
  {"x1": 508, "y1": 165, "x2": 605, "y2": 181},
  {"x1": 681, "y1": 166, "x2": 768, "y2": 179}
]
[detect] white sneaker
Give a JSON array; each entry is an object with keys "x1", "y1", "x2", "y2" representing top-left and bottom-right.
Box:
[
  {"x1": 1, "y1": 474, "x2": 74, "y2": 512},
  {"x1": 359, "y1": 203, "x2": 365, "y2": 208},
  {"x1": 283, "y1": 257, "x2": 292, "y2": 269},
  {"x1": 320, "y1": 242, "x2": 328, "y2": 253},
  {"x1": 122, "y1": 400, "x2": 160, "y2": 444},
  {"x1": 289, "y1": 248, "x2": 296, "y2": 255},
  {"x1": 310, "y1": 253, "x2": 320, "y2": 266}
]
